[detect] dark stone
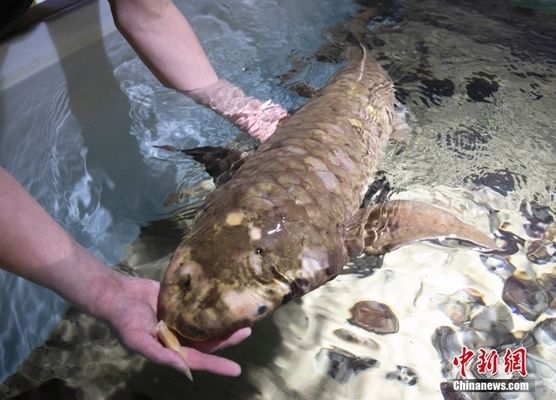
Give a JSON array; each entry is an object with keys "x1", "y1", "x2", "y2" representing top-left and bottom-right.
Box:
[
  {"x1": 348, "y1": 301, "x2": 399, "y2": 334},
  {"x1": 527, "y1": 240, "x2": 556, "y2": 264},
  {"x1": 526, "y1": 223, "x2": 556, "y2": 265},
  {"x1": 431, "y1": 326, "x2": 461, "y2": 377},
  {"x1": 463, "y1": 168, "x2": 527, "y2": 196},
  {"x1": 479, "y1": 255, "x2": 516, "y2": 279},
  {"x1": 317, "y1": 347, "x2": 379, "y2": 383},
  {"x1": 527, "y1": 202, "x2": 554, "y2": 224},
  {"x1": 333, "y1": 328, "x2": 361, "y2": 343},
  {"x1": 418, "y1": 78, "x2": 455, "y2": 106},
  {"x1": 465, "y1": 77, "x2": 499, "y2": 102},
  {"x1": 520, "y1": 201, "x2": 555, "y2": 239},
  {"x1": 385, "y1": 365, "x2": 419, "y2": 386},
  {"x1": 538, "y1": 273, "x2": 556, "y2": 308},
  {"x1": 466, "y1": 303, "x2": 516, "y2": 348},
  {"x1": 502, "y1": 273, "x2": 552, "y2": 321}
]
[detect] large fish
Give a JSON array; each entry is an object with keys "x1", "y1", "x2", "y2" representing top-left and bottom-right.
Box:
[{"x1": 157, "y1": 46, "x2": 498, "y2": 344}]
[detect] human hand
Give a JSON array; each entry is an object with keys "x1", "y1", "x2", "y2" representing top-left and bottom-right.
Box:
[
  {"x1": 186, "y1": 79, "x2": 288, "y2": 142},
  {"x1": 96, "y1": 273, "x2": 251, "y2": 377}
]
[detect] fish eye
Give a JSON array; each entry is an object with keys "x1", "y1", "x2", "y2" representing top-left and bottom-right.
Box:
[
  {"x1": 255, "y1": 247, "x2": 265, "y2": 255},
  {"x1": 180, "y1": 275, "x2": 191, "y2": 291}
]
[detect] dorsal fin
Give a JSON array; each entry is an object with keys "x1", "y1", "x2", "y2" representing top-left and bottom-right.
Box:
[{"x1": 155, "y1": 145, "x2": 247, "y2": 186}]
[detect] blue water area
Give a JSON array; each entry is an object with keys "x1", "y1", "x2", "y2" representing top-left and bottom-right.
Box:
[{"x1": 0, "y1": 0, "x2": 356, "y2": 382}]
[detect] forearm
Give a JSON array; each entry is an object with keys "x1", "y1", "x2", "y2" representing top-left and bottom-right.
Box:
[
  {"x1": 109, "y1": 0, "x2": 287, "y2": 140},
  {"x1": 0, "y1": 168, "x2": 122, "y2": 319},
  {"x1": 109, "y1": 0, "x2": 218, "y2": 91}
]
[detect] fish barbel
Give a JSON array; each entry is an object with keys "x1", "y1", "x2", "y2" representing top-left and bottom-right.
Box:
[{"x1": 157, "y1": 46, "x2": 498, "y2": 343}]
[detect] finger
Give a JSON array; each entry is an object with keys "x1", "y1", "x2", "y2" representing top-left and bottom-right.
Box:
[
  {"x1": 192, "y1": 327, "x2": 252, "y2": 353},
  {"x1": 183, "y1": 347, "x2": 242, "y2": 377},
  {"x1": 124, "y1": 331, "x2": 191, "y2": 376}
]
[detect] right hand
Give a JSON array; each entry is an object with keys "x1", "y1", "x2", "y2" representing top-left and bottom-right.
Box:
[{"x1": 94, "y1": 273, "x2": 251, "y2": 376}]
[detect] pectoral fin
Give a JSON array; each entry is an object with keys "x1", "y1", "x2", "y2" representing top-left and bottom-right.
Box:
[
  {"x1": 343, "y1": 200, "x2": 499, "y2": 257},
  {"x1": 156, "y1": 320, "x2": 193, "y2": 381},
  {"x1": 155, "y1": 145, "x2": 247, "y2": 186}
]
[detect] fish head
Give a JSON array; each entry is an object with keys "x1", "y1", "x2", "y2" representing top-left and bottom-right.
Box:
[{"x1": 157, "y1": 211, "x2": 297, "y2": 341}]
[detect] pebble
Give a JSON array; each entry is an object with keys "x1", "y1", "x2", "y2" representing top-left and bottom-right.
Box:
[
  {"x1": 385, "y1": 365, "x2": 418, "y2": 386},
  {"x1": 317, "y1": 347, "x2": 379, "y2": 383},
  {"x1": 537, "y1": 272, "x2": 556, "y2": 309},
  {"x1": 520, "y1": 200, "x2": 554, "y2": 239},
  {"x1": 348, "y1": 301, "x2": 399, "y2": 334},
  {"x1": 470, "y1": 302, "x2": 513, "y2": 332},
  {"x1": 431, "y1": 326, "x2": 461, "y2": 377},
  {"x1": 465, "y1": 76, "x2": 499, "y2": 103},
  {"x1": 502, "y1": 271, "x2": 551, "y2": 321},
  {"x1": 332, "y1": 329, "x2": 380, "y2": 350},
  {"x1": 434, "y1": 288, "x2": 485, "y2": 326},
  {"x1": 533, "y1": 318, "x2": 555, "y2": 351},
  {"x1": 479, "y1": 255, "x2": 516, "y2": 280},
  {"x1": 333, "y1": 328, "x2": 361, "y2": 343},
  {"x1": 527, "y1": 239, "x2": 556, "y2": 264},
  {"x1": 526, "y1": 224, "x2": 556, "y2": 265}
]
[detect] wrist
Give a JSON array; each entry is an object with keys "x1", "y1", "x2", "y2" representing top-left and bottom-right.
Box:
[
  {"x1": 82, "y1": 262, "x2": 125, "y2": 322},
  {"x1": 184, "y1": 79, "x2": 287, "y2": 141},
  {"x1": 51, "y1": 244, "x2": 124, "y2": 321},
  {"x1": 184, "y1": 79, "x2": 243, "y2": 111}
]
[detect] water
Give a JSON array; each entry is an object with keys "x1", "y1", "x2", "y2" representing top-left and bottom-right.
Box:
[
  {"x1": 0, "y1": 0, "x2": 555, "y2": 398},
  {"x1": 0, "y1": 0, "x2": 356, "y2": 383}
]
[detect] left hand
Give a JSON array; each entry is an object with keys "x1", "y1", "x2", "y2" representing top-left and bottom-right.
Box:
[
  {"x1": 186, "y1": 79, "x2": 288, "y2": 142},
  {"x1": 97, "y1": 274, "x2": 251, "y2": 376}
]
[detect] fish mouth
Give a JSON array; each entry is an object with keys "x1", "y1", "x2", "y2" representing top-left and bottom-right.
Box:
[
  {"x1": 169, "y1": 313, "x2": 253, "y2": 342},
  {"x1": 172, "y1": 318, "x2": 211, "y2": 342},
  {"x1": 156, "y1": 295, "x2": 210, "y2": 342}
]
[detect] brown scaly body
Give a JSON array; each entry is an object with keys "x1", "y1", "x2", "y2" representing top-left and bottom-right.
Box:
[
  {"x1": 157, "y1": 48, "x2": 398, "y2": 340},
  {"x1": 157, "y1": 47, "x2": 497, "y2": 342}
]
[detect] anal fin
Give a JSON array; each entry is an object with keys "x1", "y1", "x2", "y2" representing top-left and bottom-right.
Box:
[{"x1": 344, "y1": 200, "x2": 500, "y2": 257}]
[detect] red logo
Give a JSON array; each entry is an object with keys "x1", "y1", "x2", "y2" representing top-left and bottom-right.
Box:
[
  {"x1": 503, "y1": 347, "x2": 528, "y2": 377},
  {"x1": 452, "y1": 346, "x2": 528, "y2": 378},
  {"x1": 452, "y1": 345, "x2": 475, "y2": 378}
]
